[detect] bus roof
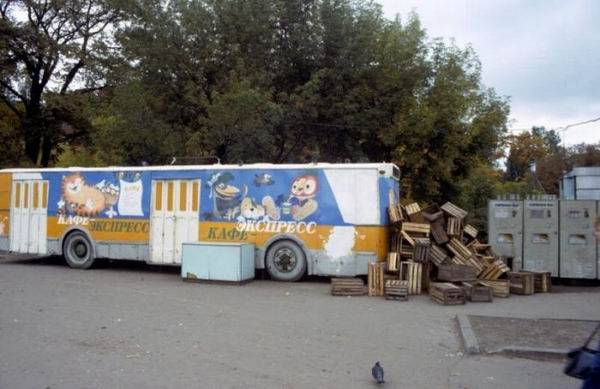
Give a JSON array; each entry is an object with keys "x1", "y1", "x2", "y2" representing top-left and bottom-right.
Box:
[{"x1": 1, "y1": 162, "x2": 399, "y2": 173}]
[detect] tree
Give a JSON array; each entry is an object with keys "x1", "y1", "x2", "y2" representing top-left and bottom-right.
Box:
[
  {"x1": 505, "y1": 130, "x2": 549, "y2": 181},
  {"x1": 0, "y1": 0, "x2": 125, "y2": 166}
]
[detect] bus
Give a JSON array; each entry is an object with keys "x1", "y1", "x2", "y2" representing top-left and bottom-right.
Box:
[{"x1": 0, "y1": 163, "x2": 400, "y2": 281}]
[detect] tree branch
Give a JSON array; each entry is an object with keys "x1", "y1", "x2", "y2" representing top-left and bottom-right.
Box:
[
  {"x1": 0, "y1": 79, "x2": 27, "y2": 104},
  {"x1": 0, "y1": 94, "x2": 23, "y2": 118}
]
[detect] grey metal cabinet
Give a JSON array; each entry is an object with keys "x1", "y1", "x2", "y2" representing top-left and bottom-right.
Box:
[
  {"x1": 559, "y1": 200, "x2": 597, "y2": 279},
  {"x1": 523, "y1": 200, "x2": 559, "y2": 276},
  {"x1": 488, "y1": 200, "x2": 523, "y2": 271}
]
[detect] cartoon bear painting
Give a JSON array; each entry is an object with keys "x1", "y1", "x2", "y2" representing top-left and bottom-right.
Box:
[
  {"x1": 239, "y1": 196, "x2": 280, "y2": 221},
  {"x1": 285, "y1": 175, "x2": 319, "y2": 221}
]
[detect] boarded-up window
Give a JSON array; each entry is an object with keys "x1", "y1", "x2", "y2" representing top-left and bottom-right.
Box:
[
  {"x1": 167, "y1": 182, "x2": 174, "y2": 211},
  {"x1": 33, "y1": 182, "x2": 39, "y2": 209},
  {"x1": 155, "y1": 182, "x2": 163, "y2": 210},
  {"x1": 23, "y1": 183, "x2": 29, "y2": 208},
  {"x1": 180, "y1": 182, "x2": 187, "y2": 211},
  {"x1": 14, "y1": 182, "x2": 20, "y2": 208},
  {"x1": 42, "y1": 182, "x2": 48, "y2": 208},
  {"x1": 192, "y1": 182, "x2": 199, "y2": 212}
]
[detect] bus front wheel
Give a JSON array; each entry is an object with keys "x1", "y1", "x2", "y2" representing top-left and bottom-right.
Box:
[
  {"x1": 265, "y1": 240, "x2": 307, "y2": 282},
  {"x1": 63, "y1": 231, "x2": 95, "y2": 269}
]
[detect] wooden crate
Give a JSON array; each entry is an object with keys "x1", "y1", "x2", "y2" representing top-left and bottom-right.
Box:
[
  {"x1": 430, "y1": 221, "x2": 449, "y2": 245},
  {"x1": 387, "y1": 252, "x2": 399, "y2": 272},
  {"x1": 421, "y1": 203, "x2": 443, "y2": 222},
  {"x1": 479, "y1": 280, "x2": 510, "y2": 298},
  {"x1": 401, "y1": 222, "x2": 430, "y2": 237},
  {"x1": 527, "y1": 271, "x2": 552, "y2": 293},
  {"x1": 331, "y1": 278, "x2": 366, "y2": 296},
  {"x1": 429, "y1": 282, "x2": 465, "y2": 305},
  {"x1": 463, "y1": 224, "x2": 478, "y2": 239},
  {"x1": 478, "y1": 259, "x2": 510, "y2": 280},
  {"x1": 405, "y1": 202, "x2": 425, "y2": 223},
  {"x1": 437, "y1": 264, "x2": 478, "y2": 282},
  {"x1": 412, "y1": 238, "x2": 430, "y2": 262},
  {"x1": 447, "y1": 238, "x2": 484, "y2": 272},
  {"x1": 399, "y1": 261, "x2": 422, "y2": 295},
  {"x1": 385, "y1": 280, "x2": 408, "y2": 301},
  {"x1": 368, "y1": 262, "x2": 385, "y2": 297},
  {"x1": 446, "y1": 217, "x2": 462, "y2": 237},
  {"x1": 509, "y1": 271, "x2": 535, "y2": 295},
  {"x1": 428, "y1": 244, "x2": 450, "y2": 267},
  {"x1": 441, "y1": 201, "x2": 468, "y2": 220},
  {"x1": 462, "y1": 282, "x2": 493, "y2": 302},
  {"x1": 387, "y1": 204, "x2": 404, "y2": 225}
]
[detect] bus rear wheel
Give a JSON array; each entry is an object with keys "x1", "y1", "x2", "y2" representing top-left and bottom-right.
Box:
[
  {"x1": 265, "y1": 240, "x2": 307, "y2": 282},
  {"x1": 63, "y1": 231, "x2": 95, "y2": 269}
]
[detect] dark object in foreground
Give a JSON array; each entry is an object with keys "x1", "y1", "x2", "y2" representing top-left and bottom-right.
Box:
[
  {"x1": 372, "y1": 361, "x2": 385, "y2": 384},
  {"x1": 564, "y1": 323, "x2": 600, "y2": 379}
]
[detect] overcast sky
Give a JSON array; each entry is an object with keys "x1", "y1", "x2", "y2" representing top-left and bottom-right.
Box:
[{"x1": 380, "y1": 0, "x2": 600, "y2": 146}]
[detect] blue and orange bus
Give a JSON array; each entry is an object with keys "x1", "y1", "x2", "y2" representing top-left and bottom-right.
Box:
[{"x1": 0, "y1": 163, "x2": 399, "y2": 281}]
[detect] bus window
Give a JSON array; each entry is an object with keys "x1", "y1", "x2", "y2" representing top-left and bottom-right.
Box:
[
  {"x1": 42, "y1": 182, "x2": 48, "y2": 208},
  {"x1": 23, "y1": 183, "x2": 29, "y2": 208}
]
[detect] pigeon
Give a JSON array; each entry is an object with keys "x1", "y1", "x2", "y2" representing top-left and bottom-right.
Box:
[{"x1": 372, "y1": 361, "x2": 385, "y2": 384}]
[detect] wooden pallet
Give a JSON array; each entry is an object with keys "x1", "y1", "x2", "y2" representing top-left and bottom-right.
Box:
[
  {"x1": 462, "y1": 282, "x2": 493, "y2": 302},
  {"x1": 331, "y1": 278, "x2": 366, "y2": 296},
  {"x1": 413, "y1": 238, "x2": 430, "y2": 262},
  {"x1": 429, "y1": 282, "x2": 465, "y2": 305},
  {"x1": 368, "y1": 262, "x2": 385, "y2": 297},
  {"x1": 440, "y1": 201, "x2": 468, "y2": 220},
  {"x1": 479, "y1": 280, "x2": 510, "y2": 298},
  {"x1": 399, "y1": 261, "x2": 422, "y2": 295},
  {"x1": 428, "y1": 244, "x2": 450, "y2": 267},
  {"x1": 385, "y1": 280, "x2": 408, "y2": 301},
  {"x1": 437, "y1": 264, "x2": 478, "y2": 282},
  {"x1": 387, "y1": 252, "x2": 399, "y2": 272},
  {"x1": 478, "y1": 259, "x2": 510, "y2": 280},
  {"x1": 509, "y1": 271, "x2": 535, "y2": 295}
]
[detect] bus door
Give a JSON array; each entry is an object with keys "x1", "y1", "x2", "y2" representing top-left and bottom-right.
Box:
[
  {"x1": 10, "y1": 180, "x2": 48, "y2": 254},
  {"x1": 150, "y1": 179, "x2": 200, "y2": 264}
]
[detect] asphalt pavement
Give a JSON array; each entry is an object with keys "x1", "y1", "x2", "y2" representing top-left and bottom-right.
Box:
[{"x1": 1, "y1": 254, "x2": 598, "y2": 388}]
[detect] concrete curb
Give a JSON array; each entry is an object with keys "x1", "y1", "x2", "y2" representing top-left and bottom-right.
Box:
[
  {"x1": 456, "y1": 314, "x2": 480, "y2": 354},
  {"x1": 487, "y1": 346, "x2": 567, "y2": 360}
]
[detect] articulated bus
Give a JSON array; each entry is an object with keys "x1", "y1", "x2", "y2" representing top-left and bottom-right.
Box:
[{"x1": 0, "y1": 163, "x2": 400, "y2": 281}]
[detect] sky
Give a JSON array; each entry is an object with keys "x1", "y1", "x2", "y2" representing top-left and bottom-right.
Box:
[{"x1": 380, "y1": 0, "x2": 600, "y2": 146}]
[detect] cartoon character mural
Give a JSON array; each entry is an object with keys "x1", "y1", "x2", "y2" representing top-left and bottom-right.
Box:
[
  {"x1": 207, "y1": 172, "x2": 247, "y2": 220},
  {"x1": 285, "y1": 175, "x2": 319, "y2": 221},
  {"x1": 205, "y1": 171, "x2": 320, "y2": 223},
  {"x1": 60, "y1": 173, "x2": 119, "y2": 217}
]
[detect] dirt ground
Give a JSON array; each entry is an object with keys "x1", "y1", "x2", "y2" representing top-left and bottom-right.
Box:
[
  {"x1": 468, "y1": 315, "x2": 600, "y2": 353},
  {"x1": 1, "y1": 254, "x2": 599, "y2": 389}
]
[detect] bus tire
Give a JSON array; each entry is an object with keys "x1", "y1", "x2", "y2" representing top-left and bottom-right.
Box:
[
  {"x1": 63, "y1": 231, "x2": 95, "y2": 269},
  {"x1": 265, "y1": 240, "x2": 307, "y2": 282}
]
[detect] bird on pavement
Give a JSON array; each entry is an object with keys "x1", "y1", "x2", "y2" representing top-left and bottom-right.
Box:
[{"x1": 372, "y1": 361, "x2": 385, "y2": 384}]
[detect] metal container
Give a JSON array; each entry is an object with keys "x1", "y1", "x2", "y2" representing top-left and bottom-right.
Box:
[
  {"x1": 561, "y1": 167, "x2": 600, "y2": 200},
  {"x1": 487, "y1": 200, "x2": 523, "y2": 271},
  {"x1": 181, "y1": 242, "x2": 255, "y2": 282},
  {"x1": 523, "y1": 200, "x2": 559, "y2": 276},
  {"x1": 559, "y1": 200, "x2": 597, "y2": 278}
]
